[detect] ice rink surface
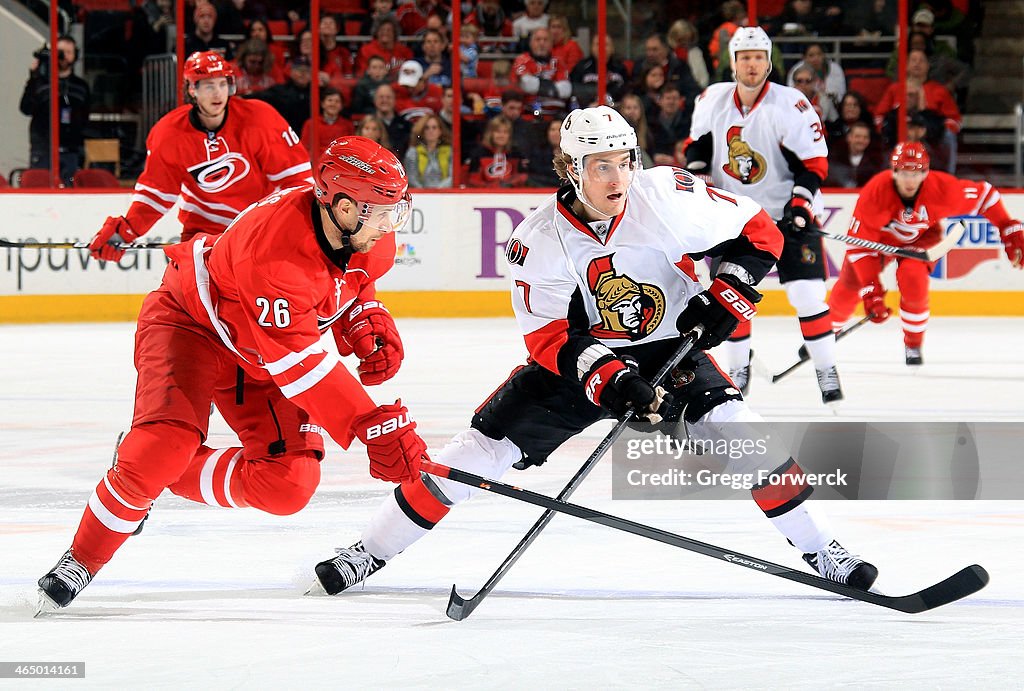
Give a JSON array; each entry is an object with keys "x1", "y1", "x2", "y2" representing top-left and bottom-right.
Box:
[{"x1": 1, "y1": 317, "x2": 1022, "y2": 689}]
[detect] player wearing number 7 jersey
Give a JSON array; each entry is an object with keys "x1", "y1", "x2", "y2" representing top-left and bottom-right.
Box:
[
  {"x1": 88, "y1": 51, "x2": 314, "y2": 262},
  {"x1": 684, "y1": 27, "x2": 841, "y2": 405},
  {"x1": 37, "y1": 137, "x2": 430, "y2": 614}
]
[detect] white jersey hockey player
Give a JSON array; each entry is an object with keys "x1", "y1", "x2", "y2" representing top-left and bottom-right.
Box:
[
  {"x1": 310, "y1": 106, "x2": 877, "y2": 597},
  {"x1": 685, "y1": 27, "x2": 841, "y2": 405}
]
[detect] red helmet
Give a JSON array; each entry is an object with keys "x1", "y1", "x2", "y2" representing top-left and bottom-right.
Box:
[
  {"x1": 183, "y1": 51, "x2": 235, "y2": 93},
  {"x1": 891, "y1": 141, "x2": 929, "y2": 173},
  {"x1": 315, "y1": 136, "x2": 411, "y2": 231}
]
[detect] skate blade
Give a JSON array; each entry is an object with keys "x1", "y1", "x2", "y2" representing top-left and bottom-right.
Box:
[
  {"x1": 304, "y1": 578, "x2": 328, "y2": 597},
  {"x1": 34, "y1": 589, "x2": 61, "y2": 618}
]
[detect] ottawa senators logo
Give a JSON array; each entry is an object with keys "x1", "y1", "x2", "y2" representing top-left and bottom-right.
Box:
[
  {"x1": 586, "y1": 255, "x2": 666, "y2": 340},
  {"x1": 801, "y1": 244, "x2": 817, "y2": 264},
  {"x1": 721, "y1": 126, "x2": 767, "y2": 184}
]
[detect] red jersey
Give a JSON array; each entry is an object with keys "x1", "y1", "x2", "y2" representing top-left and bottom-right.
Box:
[
  {"x1": 127, "y1": 99, "x2": 313, "y2": 242},
  {"x1": 847, "y1": 170, "x2": 1013, "y2": 281},
  {"x1": 394, "y1": 83, "x2": 444, "y2": 120},
  {"x1": 163, "y1": 185, "x2": 395, "y2": 447},
  {"x1": 552, "y1": 39, "x2": 584, "y2": 74},
  {"x1": 301, "y1": 116, "x2": 355, "y2": 158},
  {"x1": 356, "y1": 41, "x2": 415, "y2": 78},
  {"x1": 873, "y1": 81, "x2": 962, "y2": 134},
  {"x1": 512, "y1": 52, "x2": 570, "y2": 83}
]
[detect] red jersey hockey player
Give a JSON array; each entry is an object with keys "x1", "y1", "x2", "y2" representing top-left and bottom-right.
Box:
[
  {"x1": 88, "y1": 51, "x2": 313, "y2": 260},
  {"x1": 685, "y1": 28, "x2": 841, "y2": 405},
  {"x1": 310, "y1": 107, "x2": 878, "y2": 596},
  {"x1": 37, "y1": 137, "x2": 428, "y2": 614},
  {"x1": 829, "y1": 141, "x2": 1024, "y2": 365}
]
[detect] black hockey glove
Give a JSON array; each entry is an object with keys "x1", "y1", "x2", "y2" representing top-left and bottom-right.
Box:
[
  {"x1": 578, "y1": 346, "x2": 657, "y2": 418},
  {"x1": 780, "y1": 195, "x2": 818, "y2": 234},
  {"x1": 676, "y1": 274, "x2": 762, "y2": 350}
]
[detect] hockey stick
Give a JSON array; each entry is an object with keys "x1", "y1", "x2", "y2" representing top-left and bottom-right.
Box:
[
  {"x1": 445, "y1": 329, "x2": 703, "y2": 621},
  {"x1": 819, "y1": 221, "x2": 966, "y2": 262},
  {"x1": 0, "y1": 239, "x2": 171, "y2": 250},
  {"x1": 770, "y1": 315, "x2": 872, "y2": 383},
  {"x1": 423, "y1": 459, "x2": 990, "y2": 614}
]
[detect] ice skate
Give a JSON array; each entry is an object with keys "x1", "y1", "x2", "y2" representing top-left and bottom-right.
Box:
[
  {"x1": 815, "y1": 365, "x2": 844, "y2": 406},
  {"x1": 111, "y1": 432, "x2": 149, "y2": 536},
  {"x1": 308, "y1": 541, "x2": 386, "y2": 596},
  {"x1": 36, "y1": 549, "x2": 94, "y2": 616},
  {"x1": 802, "y1": 539, "x2": 878, "y2": 590},
  {"x1": 729, "y1": 353, "x2": 752, "y2": 396},
  {"x1": 905, "y1": 346, "x2": 923, "y2": 366}
]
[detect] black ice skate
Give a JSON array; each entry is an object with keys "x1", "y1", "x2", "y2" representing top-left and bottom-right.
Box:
[
  {"x1": 905, "y1": 346, "x2": 924, "y2": 366},
  {"x1": 309, "y1": 541, "x2": 386, "y2": 595},
  {"x1": 111, "y1": 431, "x2": 149, "y2": 536},
  {"x1": 36, "y1": 549, "x2": 94, "y2": 615},
  {"x1": 729, "y1": 354, "x2": 752, "y2": 396},
  {"x1": 802, "y1": 540, "x2": 878, "y2": 591},
  {"x1": 815, "y1": 365, "x2": 844, "y2": 405}
]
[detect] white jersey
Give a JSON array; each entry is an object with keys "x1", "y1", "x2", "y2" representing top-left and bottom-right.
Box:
[
  {"x1": 688, "y1": 81, "x2": 828, "y2": 220},
  {"x1": 506, "y1": 166, "x2": 781, "y2": 375}
]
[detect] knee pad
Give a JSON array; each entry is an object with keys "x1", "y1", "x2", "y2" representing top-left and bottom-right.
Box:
[
  {"x1": 240, "y1": 450, "x2": 321, "y2": 516},
  {"x1": 429, "y1": 428, "x2": 522, "y2": 505},
  {"x1": 784, "y1": 279, "x2": 828, "y2": 317}
]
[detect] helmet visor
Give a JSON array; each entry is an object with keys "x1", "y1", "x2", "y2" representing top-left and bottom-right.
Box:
[
  {"x1": 359, "y1": 197, "x2": 411, "y2": 233},
  {"x1": 581, "y1": 149, "x2": 641, "y2": 184}
]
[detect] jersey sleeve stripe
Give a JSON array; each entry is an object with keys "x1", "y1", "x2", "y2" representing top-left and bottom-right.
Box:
[
  {"x1": 179, "y1": 188, "x2": 245, "y2": 214},
  {"x1": 267, "y1": 162, "x2": 313, "y2": 180},
  {"x1": 129, "y1": 193, "x2": 174, "y2": 215},
  {"x1": 265, "y1": 342, "x2": 328, "y2": 375},
  {"x1": 277, "y1": 354, "x2": 339, "y2": 398},
  {"x1": 134, "y1": 182, "x2": 180, "y2": 203},
  {"x1": 178, "y1": 200, "x2": 237, "y2": 226},
  {"x1": 801, "y1": 156, "x2": 828, "y2": 181},
  {"x1": 741, "y1": 209, "x2": 784, "y2": 258}
]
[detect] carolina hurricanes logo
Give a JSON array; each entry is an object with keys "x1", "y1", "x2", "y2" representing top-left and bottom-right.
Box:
[
  {"x1": 721, "y1": 125, "x2": 767, "y2": 184},
  {"x1": 586, "y1": 255, "x2": 666, "y2": 340},
  {"x1": 188, "y1": 137, "x2": 252, "y2": 193},
  {"x1": 486, "y1": 152, "x2": 509, "y2": 179},
  {"x1": 885, "y1": 206, "x2": 931, "y2": 242}
]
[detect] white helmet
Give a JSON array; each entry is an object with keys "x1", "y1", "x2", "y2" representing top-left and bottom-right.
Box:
[
  {"x1": 728, "y1": 26, "x2": 772, "y2": 68},
  {"x1": 560, "y1": 106, "x2": 641, "y2": 206}
]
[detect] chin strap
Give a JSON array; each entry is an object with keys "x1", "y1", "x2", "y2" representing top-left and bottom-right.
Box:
[{"x1": 325, "y1": 202, "x2": 361, "y2": 248}]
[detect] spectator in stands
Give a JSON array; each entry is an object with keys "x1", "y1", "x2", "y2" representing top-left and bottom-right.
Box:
[
  {"x1": 185, "y1": 3, "x2": 232, "y2": 58},
  {"x1": 129, "y1": 0, "x2": 175, "y2": 67},
  {"x1": 786, "y1": 42, "x2": 845, "y2": 110},
  {"x1": 708, "y1": 0, "x2": 747, "y2": 80},
  {"x1": 247, "y1": 19, "x2": 289, "y2": 76},
  {"x1": 632, "y1": 34, "x2": 700, "y2": 110},
  {"x1": 398, "y1": 0, "x2": 449, "y2": 37},
  {"x1": 546, "y1": 15, "x2": 583, "y2": 76},
  {"x1": 885, "y1": 11, "x2": 969, "y2": 102},
  {"x1": 439, "y1": 85, "x2": 457, "y2": 128},
  {"x1": 459, "y1": 24, "x2": 481, "y2": 78},
  {"x1": 404, "y1": 113, "x2": 453, "y2": 188},
  {"x1": 481, "y1": 60, "x2": 515, "y2": 115},
  {"x1": 512, "y1": 0, "x2": 549, "y2": 48},
  {"x1": 319, "y1": 14, "x2": 353, "y2": 81},
  {"x1": 615, "y1": 94, "x2": 655, "y2": 168},
  {"x1": 667, "y1": 19, "x2": 709, "y2": 89},
  {"x1": 360, "y1": 0, "x2": 398, "y2": 37},
  {"x1": 395, "y1": 60, "x2": 444, "y2": 121},
  {"x1": 824, "y1": 121, "x2": 885, "y2": 187},
  {"x1": 500, "y1": 89, "x2": 534, "y2": 144},
  {"x1": 351, "y1": 55, "x2": 390, "y2": 115},
  {"x1": 770, "y1": 0, "x2": 848, "y2": 39},
  {"x1": 214, "y1": 0, "x2": 261, "y2": 38},
  {"x1": 247, "y1": 56, "x2": 313, "y2": 132},
  {"x1": 792, "y1": 64, "x2": 838, "y2": 124},
  {"x1": 875, "y1": 48, "x2": 960, "y2": 171},
  {"x1": 827, "y1": 91, "x2": 878, "y2": 142},
  {"x1": 635, "y1": 64, "x2": 666, "y2": 120},
  {"x1": 372, "y1": 83, "x2": 412, "y2": 156},
  {"x1": 650, "y1": 83, "x2": 690, "y2": 165},
  {"x1": 300, "y1": 86, "x2": 354, "y2": 158},
  {"x1": 233, "y1": 39, "x2": 281, "y2": 95},
  {"x1": 524, "y1": 117, "x2": 563, "y2": 188},
  {"x1": 19, "y1": 35, "x2": 91, "y2": 185},
  {"x1": 464, "y1": 114, "x2": 527, "y2": 187},
  {"x1": 416, "y1": 28, "x2": 453, "y2": 88},
  {"x1": 357, "y1": 16, "x2": 415, "y2": 77},
  {"x1": 466, "y1": 0, "x2": 516, "y2": 53},
  {"x1": 512, "y1": 27, "x2": 572, "y2": 111},
  {"x1": 355, "y1": 114, "x2": 392, "y2": 151},
  {"x1": 570, "y1": 33, "x2": 630, "y2": 106}
]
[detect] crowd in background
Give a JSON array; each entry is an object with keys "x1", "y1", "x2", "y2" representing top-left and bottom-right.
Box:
[{"x1": 18, "y1": 0, "x2": 981, "y2": 188}]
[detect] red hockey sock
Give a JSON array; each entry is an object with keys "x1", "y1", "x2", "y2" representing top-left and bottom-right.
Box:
[
  {"x1": 168, "y1": 445, "x2": 249, "y2": 509},
  {"x1": 71, "y1": 467, "x2": 154, "y2": 574}
]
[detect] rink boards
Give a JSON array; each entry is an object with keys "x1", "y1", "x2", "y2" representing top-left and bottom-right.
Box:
[{"x1": 1, "y1": 189, "x2": 1023, "y2": 322}]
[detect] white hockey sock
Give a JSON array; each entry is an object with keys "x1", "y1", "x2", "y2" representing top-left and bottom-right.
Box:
[
  {"x1": 721, "y1": 337, "x2": 751, "y2": 370},
  {"x1": 769, "y1": 502, "x2": 834, "y2": 554},
  {"x1": 361, "y1": 491, "x2": 430, "y2": 562},
  {"x1": 803, "y1": 335, "x2": 837, "y2": 370}
]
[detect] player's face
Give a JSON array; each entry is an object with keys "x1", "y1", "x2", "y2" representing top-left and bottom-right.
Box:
[
  {"x1": 893, "y1": 169, "x2": 927, "y2": 197},
  {"x1": 733, "y1": 50, "x2": 770, "y2": 89},
  {"x1": 340, "y1": 198, "x2": 411, "y2": 252},
  {"x1": 578, "y1": 150, "x2": 637, "y2": 219},
  {"x1": 191, "y1": 77, "x2": 231, "y2": 116}
]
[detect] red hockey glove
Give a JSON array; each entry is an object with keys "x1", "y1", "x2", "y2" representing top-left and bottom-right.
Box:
[
  {"x1": 676, "y1": 274, "x2": 762, "y2": 350},
  {"x1": 352, "y1": 400, "x2": 426, "y2": 483},
  {"x1": 1000, "y1": 222, "x2": 1023, "y2": 269},
  {"x1": 87, "y1": 216, "x2": 139, "y2": 262},
  {"x1": 859, "y1": 281, "x2": 892, "y2": 323},
  {"x1": 336, "y1": 300, "x2": 404, "y2": 385}
]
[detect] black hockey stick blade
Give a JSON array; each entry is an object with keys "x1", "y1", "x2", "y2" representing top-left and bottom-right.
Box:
[
  {"x1": 424, "y1": 460, "x2": 989, "y2": 614},
  {"x1": 445, "y1": 329, "x2": 703, "y2": 621},
  {"x1": 771, "y1": 315, "x2": 871, "y2": 383}
]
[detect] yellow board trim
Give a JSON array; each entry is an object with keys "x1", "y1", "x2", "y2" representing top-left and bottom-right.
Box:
[{"x1": 2, "y1": 290, "x2": 1024, "y2": 323}]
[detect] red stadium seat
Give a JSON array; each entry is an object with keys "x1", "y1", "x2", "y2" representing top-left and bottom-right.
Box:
[
  {"x1": 17, "y1": 169, "x2": 56, "y2": 188},
  {"x1": 73, "y1": 168, "x2": 121, "y2": 188},
  {"x1": 476, "y1": 59, "x2": 494, "y2": 79},
  {"x1": 848, "y1": 71, "x2": 892, "y2": 110}
]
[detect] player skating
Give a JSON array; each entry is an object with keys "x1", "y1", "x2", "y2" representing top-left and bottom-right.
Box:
[
  {"x1": 37, "y1": 137, "x2": 428, "y2": 614},
  {"x1": 684, "y1": 28, "x2": 841, "y2": 405},
  {"x1": 828, "y1": 141, "x2": 1024, "y2": 365},
  {"x1": 88, "y1": 51, "x2": 314, "y2": 261},
  {"x1": 310, "y1": 107, "x2": 877, "y2": 597}
]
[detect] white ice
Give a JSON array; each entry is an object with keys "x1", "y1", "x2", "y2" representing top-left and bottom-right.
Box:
[{"x1": 1, "y1": 317, "x2": 1022, "y2": 688}]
